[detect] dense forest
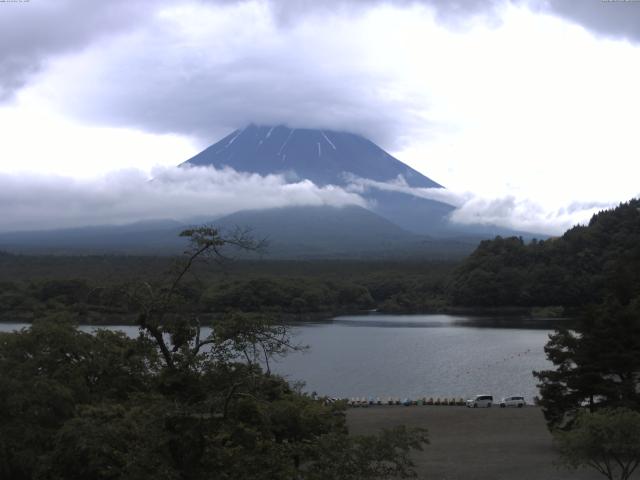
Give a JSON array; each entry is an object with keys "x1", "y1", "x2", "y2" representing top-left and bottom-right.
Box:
[
  {"x1": 449, "y1": 199, "x2": 640, "y2": 309},
  {"x1": 2, "y1": 200, "x2": 639, "y2": 323},
  {"x1": 0, "y1": 255, "x2": 454, "y2": 323}
]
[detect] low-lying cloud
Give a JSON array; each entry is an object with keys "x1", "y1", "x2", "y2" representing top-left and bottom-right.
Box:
[
  {"x1": 0, "y1": 166, "x2": 631, "y2": 236},
  {"x1": 344, "y1": 174, "x2": 465, "y2": 207},
  {"x1": 0, "y1": 166, "x2": 365, "y2": 233},
  {"x1": 448, "y1": 196, "x2": 617, "y2": 236},
  {"x1": 345, "y1": 174, "x2": 621, "y2": 235}
]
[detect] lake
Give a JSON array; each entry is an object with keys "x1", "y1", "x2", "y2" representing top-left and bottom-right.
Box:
[{"x1": 0, "y1": 314, "x2": 558, "y2": 403}]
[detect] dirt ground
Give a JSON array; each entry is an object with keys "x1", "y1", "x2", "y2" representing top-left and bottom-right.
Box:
[{"x1": 347, "y1": 406, "x2": 608, "y2": 480}]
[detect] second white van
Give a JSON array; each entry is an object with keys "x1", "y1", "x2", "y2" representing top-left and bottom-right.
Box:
[{"x1": 466, "y1": 394, "x2": 493, "y2": 408}]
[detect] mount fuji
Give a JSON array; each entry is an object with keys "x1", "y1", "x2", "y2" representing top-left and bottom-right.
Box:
[
  {"x1": 185, "y1": 124, "x2": 441, "y2": 189},
  {"x1": 0, "y1": 125, "x2": 526, "y2": 257},
  {"x1": 184, "y1": 124, "x2": 462, "y2": 236}
]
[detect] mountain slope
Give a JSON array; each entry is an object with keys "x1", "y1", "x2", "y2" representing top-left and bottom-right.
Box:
[
  {"x1": 214, "y1": 205, "x2": 478, "y2": 259},
  {"x1": 0, "y1": 206, "x2": 479, "y2": 259},
  {"x1": 184, "y1": 124, "x2": 459, "y2": 235},
  {"x1": 0, "y1": 220, "x2": 188, "y2": 254},
  {"x1": 184, "y1": 125, "x2": 441, "y2": 189},
  {"x1": 215, "y1": 205, "x2": 414, "y2": 256}
]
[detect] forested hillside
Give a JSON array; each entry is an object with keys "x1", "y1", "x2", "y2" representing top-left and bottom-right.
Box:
[
  {"x1": 0, "y1": 255, "x2": 454, "y2": 322},
  {"x1": 449, "y1": 199, "x2": 640, "y2": 308},
  {"x1": 3, "y1": 199, "x2": 638, "y2": 318}
]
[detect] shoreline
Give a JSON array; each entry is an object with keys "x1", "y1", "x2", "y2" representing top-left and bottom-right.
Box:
[{"x1": 0, "y1": 307, "x2": 573, "y2": 327}]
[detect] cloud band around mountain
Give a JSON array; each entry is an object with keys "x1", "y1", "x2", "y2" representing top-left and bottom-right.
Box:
[
  {"x1": 344, "y1": 174, "x2": 621, "y2": 235},
  {"x1": 0, "y1": 166, "x2": 366, "y2": 233},
  {"x1": 0, "y1": 165, "x2": 625, "y2": 236}
]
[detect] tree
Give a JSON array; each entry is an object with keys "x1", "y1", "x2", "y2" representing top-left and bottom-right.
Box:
[
  {"x1": 129, "y1": 226, "x2": 267, "y2": 372},
  {"x1": 534, "y1": 298, "x2": 640, "y2": 429},
  {"x1": 555, "y1": 408, "x2": 640, "y2": 480},
  {"x1": 0, "y1": 316, "x2": 157, "y2": 480},
  {"x1": 303, "y1": 426, "x2": 429, "y2": 480},
  {"x1": 0, "y1": 226, "x2": 430, "y2": 480},
  {"x1": 213, "y1": 311, "x2": 302, "y2": 375},
  {"x1": 42, "y1": 401, "x2": 178, "y2": 480},
  {"x1": 450, "y1": 199, "x2": 640, "y2": 309}
]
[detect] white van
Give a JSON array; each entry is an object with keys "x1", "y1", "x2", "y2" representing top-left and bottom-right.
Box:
[
  {"x1": 466, "y1": 394, "x2": 493, "y2": 408},
  {"x1": 500, "y1": 396, "x2": 525, "y2": 408}
]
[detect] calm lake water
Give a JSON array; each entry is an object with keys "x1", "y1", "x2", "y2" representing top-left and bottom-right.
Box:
[{"x1": 0, "y1": 314, "x2": 558, "y2": 402}]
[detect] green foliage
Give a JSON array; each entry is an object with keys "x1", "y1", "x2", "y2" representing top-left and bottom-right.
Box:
[
  {"x1": 0, "y1": 317, "x2": 428, "y2": 480},
  {"x1": 34, "y1": 279, "x2": 91, "y2": 305},
  {"x1": 0, "y1": 258, "x2": 456, "y2": 321},
  {"x1": 554, "y1": 408, "x2": 640, "y2": 480},
  {"x1": 41, "y1": 400, "x2": 178, "y2": 480},
  {"x1": 0, "y1": 317, "x2": 158, "y2": 480},
  {"x1": 534, "y1": 299, "x2": 640, "y2": 429},
  {"x1": 450, "y1": 199, "x2": 640, "y2": 308},
  {"x1": 0, "y1": 228, "x2": 429, "y2": 480},
  {"x1": 303, "y1": 426, "x2": 429, "y2": 480},
  {"x1": 202, "y1": 277, "x2": 375, "y2": 314}
]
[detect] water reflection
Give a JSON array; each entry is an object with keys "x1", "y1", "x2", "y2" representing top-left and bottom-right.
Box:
[
  {"x1": 0, "y1": 314, "x2": 556, "y2": 400},
  {"x1": 312, "y1": 313, "x2": 571, "y2": 330},
  {"x1": 276, "y1": 315, "x2": 553, "y2": 400}
]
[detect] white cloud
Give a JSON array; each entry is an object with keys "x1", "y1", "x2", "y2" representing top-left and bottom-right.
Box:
[
  {"x1": 344, "y1": 173, "x2": 466, "y2": 206},
  {"x1": 344, "y1": 174, "x2": 629, "y2": 235},
  {"x1": 33, "y1": 1, "x2": 420, "y2": 147},
  {"x1": 0, "y1": 99, "x2": 196, "y2": 177},
  {"x1": 0, "y1": 0, "x2": 638, "y2": 235},
  {"x1": 447, "y1": 195, "x2": 620, "y2": 236},
  {"x1": 11, "y1": 1, "x2": 639, "y2": 196},
  {"x1": 0, "y1": 164, "x2": 630, "y2": 236},
  {"x1": 0, "y1": 166, "x2": 365, "y2": 232}
]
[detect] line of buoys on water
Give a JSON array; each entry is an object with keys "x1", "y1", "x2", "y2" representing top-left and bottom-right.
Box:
[
  {"x1": 454, "y1": 348, "x2": 534, "y2": 379},
  {"x1": 339, "y1": 396, "x2": 467, "y2": 407}
]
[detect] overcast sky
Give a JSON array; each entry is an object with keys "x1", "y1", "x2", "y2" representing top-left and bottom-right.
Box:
[{"x1": 0, "y1": 0, "x2": 639, "y2": 234}]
